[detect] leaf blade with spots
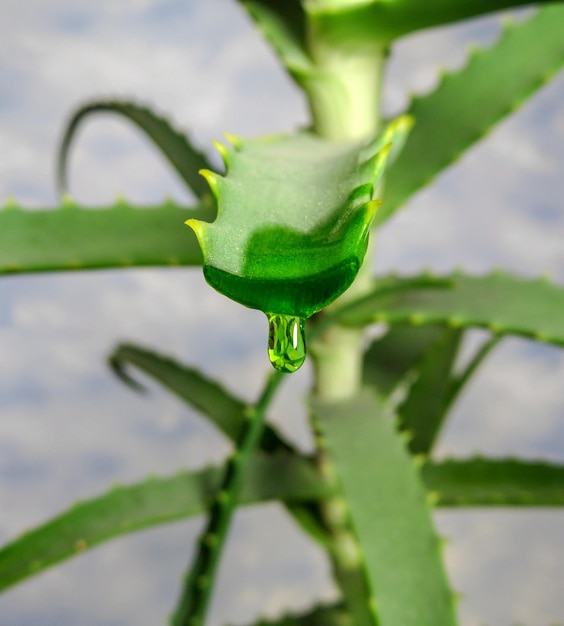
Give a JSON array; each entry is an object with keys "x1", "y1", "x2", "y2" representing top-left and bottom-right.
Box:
[
  {"x1": 109, "y1": 342, "x2": 292, "y2": 452},
  {"x1": 425, "y1": 458, "x2": 564, "y2": 507},
  {"x1": 379, "y1": 5, "x2": 564, "y2": 224},
  {"x1": 0, "y1": 200, "x2": 213, "y2": 275},
  {"x1": 0, "y1": 453, "x2": 330, "y2": 594},
  {"x1": 311, "y1": 390, "x2": 457, "y2": 626},
  {"x1": 337, "y1": 272, "x2": 564, "y2": 348}
]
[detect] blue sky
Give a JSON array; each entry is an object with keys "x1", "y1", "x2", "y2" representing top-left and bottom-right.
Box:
[{"x1": 1, "y1": 2, "x2": 564, "y2": 625}]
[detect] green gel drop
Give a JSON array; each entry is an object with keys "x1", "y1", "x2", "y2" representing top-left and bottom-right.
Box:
[{"x1": 266, "y1": 313, "x2": 306, "y2": 373}]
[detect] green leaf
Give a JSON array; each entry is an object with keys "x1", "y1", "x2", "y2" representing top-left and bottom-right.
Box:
[
  {"x1": 187, "y1": 120, "x2": 409, "y2": 319},
  {"x1": 362, "y1": 323, "x2": 447, "y2": 394},
  {"x1": 171, "y1": 372, "x2": 284, "y2": 626},
  {"x1": 0, "y1": 453, "x2": 330, "y2": 593},
  {"x1": 311, "y1": 390, "x2": 457, "y2": 626},
  {"x1": 229, "y1": 603, "x2": 346, "y2": 626},
  {"x1": 109, "y1": 343, "x2": 293, "y2": 452},
  {"x1": 442, "y1": 333, "x2": 502, "y2": 416},
  {"x1": 425, "y1": 458, "x2": 564, "y2": 507},
  {"x1": 397, "y1": 327, "x2": 462, "y2": 454},
  {"x1": 337, "y1": 272, "x2": 564, "y2": 348},
  {"x1": 380, "y1": 5, "x2": 564, "y2": 224},
  {"x1": 58, "y1": 99, "x2": 213, "y2": 199},
  {"x1": 0, "y1": 199, "x2": 213, "y2": 275},
  {"x1": 241, "y1": 0, "x2": 309, "y2": 76},
  {"x1": 305, "y1": 0, "x2": 562, "y2": 46}
]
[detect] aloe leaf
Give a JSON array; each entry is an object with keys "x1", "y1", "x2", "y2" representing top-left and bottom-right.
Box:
[
  {"x1": 442, "y1": 333, "x2": 502, "y2": 416},
  {"x1": 305, "y1": 0, "x2": 562, "y2": 47},
  {"x1": 109, "y1": 343, "x2": 292, "y2": 452},
  {"x1": 241, "y1": 0, "x2": 309, "y2": 75},
  {"x1": 311, "y1": 390, "x2": 457, "y2": 626},
  {"x1": 397, "y1": 327, "x2": 463, "y2": 454},
  {"x1": 425, "y1": 458, "x2": 564, "y2": 507},
  {"x1": 380, "y1": 5, "x2": 564, "y2": 224},
  {"x1": 362, "y1": 323, "x2": 448, "y2": 394},
  {"x1": 187, "y1": 120, "x2": 410, "y2": 320},
  {"x1": 337, "y1": 272, "x2": 564, "y2": 348},
  {"x1": 171, "y1": 373, "x2": 284, "y2": 625},
  {"x1": 0, "y1": 199, "x2": 213, "y2": 275},
  {"x1": 58, "y1": 100, "x2": 212, "y2": 198},
  {"x1": 0, "y1": 452, "x2": 329, "y2": 593},
  {"x1": 229, "y1": 603, "x2": 345, "y2": 626}
]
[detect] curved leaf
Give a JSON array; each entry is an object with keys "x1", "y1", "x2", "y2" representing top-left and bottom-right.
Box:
[
  {"x1": 337, "y1": 271, "x2": 564, "y2": 348},
  {"x1": 311, "y1": 390, "x2": 457, "y2": 626},
  {"x1": 381, "y1": 5, "x2": 564, "y2": 223},
  {"x1": 425, "y1": 458, "x2": 564, "y2": 507},
  {"x1": 58, "y1": 99, "x2": 213, "y2": 198},
  {"x1": 188, "y1": 119, "x2": 410, "y2": 319},
  {"x1": 0, "y1": 199, "x2": 213, "y2": 275},
  {"x1": 0, "y1": 453, "x2": 329, "y2": 594},
  {"x1": 110, "y1": 343, "x2": 292, "y2": 452}
]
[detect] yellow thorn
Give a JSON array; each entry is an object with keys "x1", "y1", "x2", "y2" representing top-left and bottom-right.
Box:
[
  {"x1": 409, "y1": 313, "x2": 426, "y2": 325},
  {"x1": 212, "y1": 140, "x2": 230, "y2": 169},
  {"x1": 4, "y1": 196, "x2": 20, "y2": 209},
  {"x1": 62, "y1": 192, "x2": 76, "y2": 207},
  {"x1": 198, "y1": 169, "x2": 222, "y2": 198},
  {"x1": 224, "y1": 132, "x2": 243, "y2": 150}
]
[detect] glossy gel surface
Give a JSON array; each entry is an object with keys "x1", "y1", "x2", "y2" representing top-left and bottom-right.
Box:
[{"x1": 267, "y1": 313, "x2": 306, "y2": 373}]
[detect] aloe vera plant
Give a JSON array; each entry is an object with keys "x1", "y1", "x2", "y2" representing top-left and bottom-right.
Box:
[{"x1": 1, "y1": 2, "x2": 564, "y2": 626}]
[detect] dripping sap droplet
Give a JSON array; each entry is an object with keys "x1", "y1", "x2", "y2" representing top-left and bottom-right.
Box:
[{"x1": 266, "y1": 313, "x2": 306, "y2": 373}]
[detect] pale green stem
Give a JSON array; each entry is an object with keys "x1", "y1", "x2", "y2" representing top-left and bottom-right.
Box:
[{"x1": 304, "y1": 21, "x2": 387, "y2": 626}]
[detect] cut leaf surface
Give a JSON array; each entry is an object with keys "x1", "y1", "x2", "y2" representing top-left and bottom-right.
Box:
[
  {"x1": 188, "y1": 123, "x2": 405, "y2": 318},
  {"x1": 338, "y1": 272, "x2": 564, "y2": 348},
  {"x1": 311, "y1": 390, "x2": 457, "y2": 626},
  {"x1": 58, "y1": 100, "x2": 212, "y2": 198},
  {"x1": 381, "y1": 5, "x2": 564, "y2": 223},
  {"x1": 0, "y1": 200, "x2": 212, "y2": 275}
]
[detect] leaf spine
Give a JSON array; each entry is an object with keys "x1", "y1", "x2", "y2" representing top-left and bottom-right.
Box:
[
  {"x1": 212, "y1": 140, "x2": 230, "y2": 170},
  {"x1": 198, "y1": 168, "x2": 222, "y2": 199}
]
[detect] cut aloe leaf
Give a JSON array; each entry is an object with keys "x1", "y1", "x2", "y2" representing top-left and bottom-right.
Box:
[{"x1": 188, "y1": 118, "x2": 409, "y2": 320}]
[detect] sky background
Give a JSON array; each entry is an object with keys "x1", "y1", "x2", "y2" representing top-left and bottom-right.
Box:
[{"x1": 1, "y1": 1, "x2": 564, "y2": 625}]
